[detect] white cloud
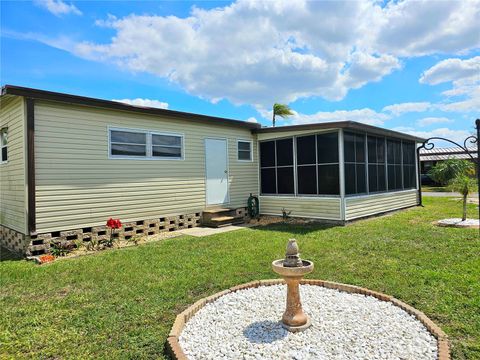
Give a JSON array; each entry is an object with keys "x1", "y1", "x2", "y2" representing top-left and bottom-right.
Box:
[
  {"x1": 438, "y1": 88, "x2": 480, "y2": 112},
  {"x1": 291, "y1": 108, "x2": 390, "y2": 126},
  {"x1": 34, "y1": 0, "x2": 82, "y2": 16},
  {"x1": 382, "y1": 102, "x2": 432, "y2": 116},
  {"x1": 416, "y1": 117, "x2": 453, "y2": 127},
  {"x1": 112, "y1": 98, "x2": 169, "y2": 109},
  {"x1": 419, "y1": 56, "x2": 480, "y2": 85},
  {"x1": 420, "y1": 56, "x2": 480, "y2": 113},
  {"x1": 246, "y1": 117, "x2": 258, "y2": 123},
  {"x1": 65, "y1": 0, "x2": 479, "y2": 109},
  {"x1": 392, "y1": 127, "x2": 472, "y2": 144},
  {"x1": 373, "y1": 0, "x2": 480, "y2": 56},
  {"x1": 342, "y1": 52, "x2": 401, "y2": 89}
]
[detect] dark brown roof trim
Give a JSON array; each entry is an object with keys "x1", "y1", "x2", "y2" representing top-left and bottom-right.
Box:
[
  {"x1": 253, "y1": 121, "x2": 426, "y2": 142},
  {"x1": 25, "y1": 98, "x2": 36, "y2": 235},
  {"x1": 1, "y1": 85, "x2": 261, "y2": 130}
]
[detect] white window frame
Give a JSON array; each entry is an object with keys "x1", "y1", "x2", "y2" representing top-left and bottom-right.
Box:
[
  {"x1": 108, "y1": 126, "x2": 184, "y2": 161},
  {"x1": 237, "y1": 139, "x2": 253, "y2": 162},
  {"x1": 0, "y1": 127, "x2": 7, "y2": 164}
]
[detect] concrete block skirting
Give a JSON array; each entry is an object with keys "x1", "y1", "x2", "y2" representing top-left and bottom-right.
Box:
[
  {"x1": 0, "y1": 225, "x2": 28, "y2": 254},
  {"x1": 1, "y1": 207, "x2": 250, "y2": 257},
  {"x1": 167, "y1": 279, "x2": 450, "y2": 360},
  {"x1": 0, "y1": 211, "x2": 205, "y2": 256}
]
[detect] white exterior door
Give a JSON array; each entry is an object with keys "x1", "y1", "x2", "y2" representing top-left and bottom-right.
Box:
[{"x1": 205, "y1": 138, "x2": 229, "y2": 205}]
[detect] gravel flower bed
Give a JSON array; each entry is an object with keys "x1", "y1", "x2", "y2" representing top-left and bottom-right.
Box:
[{"x1": 179, "y1": 285, "x2": 437, "y2": 360}]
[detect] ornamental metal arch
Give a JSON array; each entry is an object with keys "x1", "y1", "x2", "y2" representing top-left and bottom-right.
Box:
[{"x1": 416, "y1": 119, "x2": 479, "y2": 233}]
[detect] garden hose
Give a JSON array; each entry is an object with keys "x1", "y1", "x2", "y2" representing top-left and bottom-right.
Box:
[{"x1": 247, "y1": 193, "x2": 260, "y2": 219}]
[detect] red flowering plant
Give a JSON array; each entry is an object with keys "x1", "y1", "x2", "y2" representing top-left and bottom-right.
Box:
[{"x1": 105, "y1": 218, "x2": 122, "y2": 247}]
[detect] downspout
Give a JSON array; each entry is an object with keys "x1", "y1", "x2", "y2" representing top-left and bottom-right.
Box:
[{"x1": 26, "y1": 98, "x2": 36, "y2": 235}]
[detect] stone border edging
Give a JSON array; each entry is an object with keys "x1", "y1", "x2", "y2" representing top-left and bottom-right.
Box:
[{"x1": 166, "y1": 279, "x2": 450, "y2": 360}]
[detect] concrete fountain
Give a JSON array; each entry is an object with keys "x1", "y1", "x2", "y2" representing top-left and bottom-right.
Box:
[
  {"x1": 170, "y1": 238, "x2": 446, "y2": 360},
  {"x1": 271, "y1": 238, "x2": 313, "y2": 332}
]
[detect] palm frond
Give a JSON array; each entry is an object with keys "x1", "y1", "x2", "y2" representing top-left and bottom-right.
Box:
[{"x1": 273, "y1": 103, "x2": 294, "y2": 118}]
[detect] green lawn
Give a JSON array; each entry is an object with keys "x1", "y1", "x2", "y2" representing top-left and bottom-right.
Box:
[
  {"x1": 422, "y1": 185, "x2": 449, "y2": 192},
  {"x1": 1, "y1": 197, "x2": 479, "y2": 359}
]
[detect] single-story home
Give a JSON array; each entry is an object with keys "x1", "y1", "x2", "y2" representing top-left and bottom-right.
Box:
[
  {"x1": 0, "y1": 85, "x2": 424, "y2": 255},
  {"x1": 419, "y1": 146, "x2": 478, "y2": 184}
]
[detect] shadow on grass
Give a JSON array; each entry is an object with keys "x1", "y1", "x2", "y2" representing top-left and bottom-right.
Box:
[
  {"x1": 250, "y1": 221, "x2": 340, "y2": 235},
  {"x1": 0, "y1": 247, "x2": 23, "y2": 262}
]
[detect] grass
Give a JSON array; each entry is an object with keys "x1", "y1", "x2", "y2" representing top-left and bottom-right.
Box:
[
  {"x1": 422, "y1": 185, "x2": 449, "y2": 192},
  {"x1": 1, "y1": 197, "x2": 479, "y2": 359}
]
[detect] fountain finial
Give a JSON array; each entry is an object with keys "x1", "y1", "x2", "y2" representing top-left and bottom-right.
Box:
[{"x1": 284, "y1": 239, "x2": 303, "y2": 267}]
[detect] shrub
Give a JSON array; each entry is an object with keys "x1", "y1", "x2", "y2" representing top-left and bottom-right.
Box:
[
  {"x1": 281, "y1": 208, "x2": 292, "y2": 221},
  {"x1": 50, "y1": 241, "x2": 75, "y2": 257}
]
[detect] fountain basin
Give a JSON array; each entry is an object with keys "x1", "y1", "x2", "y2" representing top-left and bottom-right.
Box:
[
  {"x1": 169, "y1": 280, "x2": 448, "y2": 360},
  {"x1": 271, "y1": 259, "x2": 314, "y2": 277}
]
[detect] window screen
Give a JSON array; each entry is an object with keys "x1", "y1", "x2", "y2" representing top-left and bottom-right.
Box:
[
  {"x1": 296, "y1": 133, "x2": 339, "y2": 195},
  {"x1": 109, "y1": 129, "x2": 183, "y2": 159},
  {"x1": 0, "y1": 128, "x2": 7, "y2": 163},
  {"x1": 152, "y1": 134, "x2": 182, "y2": 158},
  {"x1": 260, "y1": 139, "x2": 294, "y2": 195},
  {"x1": 237, "y1": 140, "x2": 252, "y2": 161},
  {"x1": 110, "y1": 130, "x2": 147, "y2": 157},
  {"x1": 367, "y1": 136, "x2": 386, "y2": 192},
  {"x1": 344, "y1": 132, "x2": 367, "y2": 195},
  {"x1": 402, "y1": 141, "x2": 416, "y2": 189},
  {"x1": 387, "y1": 139, "x2": 403, "y2": 190}
]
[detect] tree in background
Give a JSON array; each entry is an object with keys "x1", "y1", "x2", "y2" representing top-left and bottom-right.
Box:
[
  {"x1": 448, "y1": 175, "x2": 477, "y2": 221},
  {"x1": 429, "y1": 159, "x2": 477, "y2": 220},
  {"x1": 428, "y1": 159, "x2": 475, "y2": 186},
  {"x1": 272, "y1": 103, "x2": 294, "y2": 127}
]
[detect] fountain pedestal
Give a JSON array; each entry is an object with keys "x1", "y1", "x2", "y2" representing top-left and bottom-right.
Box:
[{"x1": 272, "y1": 239, "x2": 314, "y2": 332}]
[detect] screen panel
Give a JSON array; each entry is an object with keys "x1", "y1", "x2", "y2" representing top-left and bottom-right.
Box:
[
  {"x1": 260, "y1": 141, "x2": 276, "y2": 167},
  {"x1": 297, "y1": 165, "x2": 317, "y2": 194},
  {"x1": 296, "y1": 135, "x2": 316, "y2": 165},
  {"x1": 276, "y1": 138, "x2": 293, "y2": 166}
]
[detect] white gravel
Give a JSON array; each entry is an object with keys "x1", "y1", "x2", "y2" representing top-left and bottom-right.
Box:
[{"x1": 179, "y1": 285, "x2": 438, "y2": 360}]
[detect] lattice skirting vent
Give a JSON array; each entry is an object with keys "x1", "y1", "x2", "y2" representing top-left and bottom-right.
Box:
[{"x1": 1, "y1": 212, "x2": 205, "y2": 256}]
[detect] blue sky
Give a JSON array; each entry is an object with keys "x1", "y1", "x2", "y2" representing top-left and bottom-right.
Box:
[{"x1": 1, "y1": 0, "x2": 479, "y2": 144}]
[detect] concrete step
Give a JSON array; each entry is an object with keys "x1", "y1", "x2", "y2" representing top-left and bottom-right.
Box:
[
  {"x1": 202, "y1": 208, "x2": 237, "y2": 223},
  {"x1": 202, "y1": 208, "x2": 233, "y2": 214},
  {"x1": 204, "y1": 215, "x2": 245, "y2": 228}
]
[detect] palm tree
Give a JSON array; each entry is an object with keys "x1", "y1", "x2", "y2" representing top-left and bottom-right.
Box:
[
  {"x1": 272, "y1": 103, "x2": 294, "y2": 127},
  {"x1": 449, "y1": 175, "x2": 477, "y2": 221},
  {"x1": 428, "y1": 159, "x2": 475, "y2": 185}
]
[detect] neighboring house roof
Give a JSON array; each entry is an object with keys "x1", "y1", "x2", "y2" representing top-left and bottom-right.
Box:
[
  {"x1": 1, "y1": 85, "x2": 261, "y2": 130},
  {"x1": 253, "y1": 121, "x2": 426, "y2": 142},
  {"x1": 419, "y1": 146, "x2": 478, "y2": 161},
  {"x1": 1, "y1": 85, "x2": 424, "y2": 141}
]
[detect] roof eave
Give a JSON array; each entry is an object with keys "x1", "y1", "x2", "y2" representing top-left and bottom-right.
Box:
[
  {"x1": 253, "y1": 121, "x2": 426, "y2": 142},
  {"x1": 1, "y1": 85, "x2": 261, "y2": 130}
]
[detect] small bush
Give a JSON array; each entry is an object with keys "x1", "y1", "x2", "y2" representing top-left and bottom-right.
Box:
[
  {"x1": 281, "y1": 208, "x2": 292, "y2": 221},
  {"x1": 50, "y1": 241, "x2": 75, "y2": 257}
]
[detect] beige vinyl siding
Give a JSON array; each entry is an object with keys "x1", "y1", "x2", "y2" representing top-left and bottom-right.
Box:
[
  {"x1": 259, "y1": 196, "x2": 341, "y2": 220},
  {"x1": 345, "y1": 190, "x2": 418, "y2": 221},
  {"x1": 0, "y1": 96, "x2": 27, "y2": 234},
  {"x1": 34, "y1": 101, "x2": 258, "y2": 233}
]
